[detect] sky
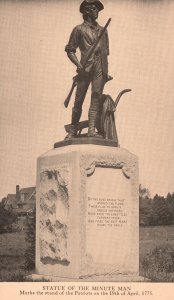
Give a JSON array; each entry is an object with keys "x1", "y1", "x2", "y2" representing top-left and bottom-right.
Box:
[{"x1": 0, "y1": 0, "x2": 174, "y2": 199}]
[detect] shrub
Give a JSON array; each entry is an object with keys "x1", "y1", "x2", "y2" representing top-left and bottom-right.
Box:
[
  {"x1": 24, "y1": 210, "x2": 36, "y2": 271},
  {"x1": 140, "y1": 245, "x2": 174, "y2": 281},
  {"x1": 0, "y1": 204, "x2": 17, "y2": 233}
]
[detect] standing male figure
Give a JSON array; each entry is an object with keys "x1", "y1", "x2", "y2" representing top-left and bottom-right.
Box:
[{"x1": 65, "y1": 0, "x2": 111, "y2": 139}]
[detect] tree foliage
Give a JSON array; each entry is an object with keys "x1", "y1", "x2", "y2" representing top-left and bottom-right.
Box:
[
  {"x1": 0, "y1": 202, "x2": 17, "y2": 233},
  {"x1": 24, "y1": 209, "x2": 36, "y2": 271},
  {"x1": 139, "y1": 186, "x2": 174, "y2": 226}
]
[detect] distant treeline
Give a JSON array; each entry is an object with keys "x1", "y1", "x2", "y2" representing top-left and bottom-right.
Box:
[
  {"x1": 1, "y1": 185, "x2": 174, "y2": 230},
  {"x1": 139, "y1": 185, "x2": 174, "y2": 226}
]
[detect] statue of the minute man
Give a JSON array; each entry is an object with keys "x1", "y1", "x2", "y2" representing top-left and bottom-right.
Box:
[{"x1": 65, "y1": 0, "x2": 112, "y2": 139}]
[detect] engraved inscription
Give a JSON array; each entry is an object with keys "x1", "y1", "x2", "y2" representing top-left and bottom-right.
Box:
[
  {"x1": 87, "y1": 197, "x2": 128, "y2": 227},
  {"x1": 86, "y1": 167, "x2": 132, "y2": 265}
]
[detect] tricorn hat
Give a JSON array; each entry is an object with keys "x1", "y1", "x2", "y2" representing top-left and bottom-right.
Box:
[{"x1": 80, "y1": 0, "x2": 104, "y2": 13}]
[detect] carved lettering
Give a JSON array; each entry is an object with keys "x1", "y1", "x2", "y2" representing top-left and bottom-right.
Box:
[{"x1": 87, "y1": 197, "x2": 128, "y2": 227}]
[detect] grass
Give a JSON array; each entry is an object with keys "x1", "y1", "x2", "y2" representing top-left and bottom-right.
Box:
[
  {"x1": 1, "y1": 226, "x2": 174, "y2": 281},
  {"x1": 0, "y1": 232, "x2": 27, "y2": 281},
  {"x1": 0, "y1": 231, "x2": 27, "y2": 255},
  {"x1": 140, "y1": 226, "x2": 174, "y2": 281},
  {"x1": 140, "y1": 225, "x2": 174, "y2": 257}
]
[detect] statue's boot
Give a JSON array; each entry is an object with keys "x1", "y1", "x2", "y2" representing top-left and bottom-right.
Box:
[
  {"x1": 95, "y1": 110, "x2": 103, "y2": 136},
  {"x1": 65, "y1": 108, "x2": 82, "y2": 139},
  {"x1": 87, "y1": 110, "x2": 103, "y2": 138}
]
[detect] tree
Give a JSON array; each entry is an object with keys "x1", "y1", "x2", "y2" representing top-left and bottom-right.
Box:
[
  {"x1": 0, "y1": 202, "x2": 17, "y2": 233},
  {"x1": 139, "y1": 184, "x2": 150, "y2": 201},
  {"x1": 139, "y1": 185, "x2": 152, "y2": 226},
  {"x1": 153, "y1": 194, "x2": 173, "y2": 226}
]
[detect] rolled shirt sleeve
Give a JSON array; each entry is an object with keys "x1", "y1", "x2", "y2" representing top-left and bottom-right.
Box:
[{"x1": 65, "y1": 26, "x2": 80, "y2": 53}]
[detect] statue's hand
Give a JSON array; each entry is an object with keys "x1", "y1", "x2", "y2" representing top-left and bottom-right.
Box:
[
  {"x1": 76, "y1": 64, "x2": 84, "y2": 74},
  {"x1": 76, "y1": 65, "x2": 89, "y2": 80}
]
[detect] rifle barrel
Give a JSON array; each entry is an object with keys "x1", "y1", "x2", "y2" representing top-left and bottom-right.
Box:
[{"x1": 84, "y1": 18, "x2": 111, "y2": 67}]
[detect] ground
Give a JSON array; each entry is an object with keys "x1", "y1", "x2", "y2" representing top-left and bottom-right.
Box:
[
  {"x1": 140, "y1": 226, "x2": 174, "y2": 281},
  {"x1": 140, "y1": 226, "x2": 174, "y2": 255},
  {"x1": 0, "y1": 231, "x2": 27, "y2": 281},
  {"x1": 0, "y1": 226, "x2": 174, "y2": 281}
]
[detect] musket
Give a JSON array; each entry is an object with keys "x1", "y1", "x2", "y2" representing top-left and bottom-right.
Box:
[{"x1": 64, "y1": 18, "x2": 111, "y2": 108}]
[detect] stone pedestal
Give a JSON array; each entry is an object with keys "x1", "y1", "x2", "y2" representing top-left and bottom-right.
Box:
[{"x1": 35, "y1": 144, "x2": 139, "y2": 280}]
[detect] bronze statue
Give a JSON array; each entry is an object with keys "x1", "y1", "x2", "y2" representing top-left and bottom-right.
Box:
[
  {"x1": 64, "y1": 0, "x2": 131, "y2": 143},
  {"x1": 101, "y1": 90, "x2": 131, "y2": 142},
  {"x1": 64, "y1": 0, "x2": 112, "y2": 139}
]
